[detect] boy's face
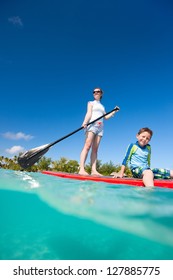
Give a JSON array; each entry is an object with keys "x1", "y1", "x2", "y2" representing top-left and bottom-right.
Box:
[{"x1": 136, "y1": 131, "x2": 151, "y2": 147}]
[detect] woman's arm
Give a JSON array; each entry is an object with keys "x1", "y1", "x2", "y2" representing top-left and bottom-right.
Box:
[
  {"x1": 104, "y1": 106, "x2": 120, "y2": 120},
  {"x1": 82, "y1": 102, "x2": 93, "y2": 127}
]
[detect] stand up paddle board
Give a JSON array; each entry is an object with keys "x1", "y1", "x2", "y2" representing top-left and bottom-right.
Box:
[{"x1": 42, "y1": 171, "x2": 173, "y2": 189}]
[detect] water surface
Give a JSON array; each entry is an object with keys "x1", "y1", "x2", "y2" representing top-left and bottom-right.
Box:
[{"x1": 0, "y1": 169, "x2": 173, "y2": 260}]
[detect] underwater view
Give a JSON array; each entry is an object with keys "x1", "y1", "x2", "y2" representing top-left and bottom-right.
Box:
[{"x1": 0, "y1": 169, "x2": 173, "y2": 260}]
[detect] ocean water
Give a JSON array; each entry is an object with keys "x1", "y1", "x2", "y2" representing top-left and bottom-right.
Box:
[{"x1": 0, "y1": 168, "x2": 173, "y2": 260}]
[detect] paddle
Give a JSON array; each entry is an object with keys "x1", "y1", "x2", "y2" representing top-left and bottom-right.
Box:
[{"x1": 18, "y1": 106, "x2": 120, "y2": 169}]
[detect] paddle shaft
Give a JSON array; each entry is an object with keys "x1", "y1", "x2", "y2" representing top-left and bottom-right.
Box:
[
  {"x1": 47, "y1": 107, "x2": 119, "y2": 149},
  {"x1": 18, "y1": 107, "x2": 119, "y2": 168}
]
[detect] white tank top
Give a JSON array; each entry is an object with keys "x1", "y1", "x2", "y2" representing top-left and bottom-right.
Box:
[{"x1": 89, "y1": 100, "x2": 105, "y2": 123}]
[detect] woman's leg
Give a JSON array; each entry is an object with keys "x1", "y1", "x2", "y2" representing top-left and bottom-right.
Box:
[
  {"x1": 79, "y1": 132, "x2": 94, "y2": 175},
  {"x1": 142, "y1": 169, "x2": 154, "y2": 187},
  {"x1": 91, "y1": 135, "x2": 102, "y2": 176}
]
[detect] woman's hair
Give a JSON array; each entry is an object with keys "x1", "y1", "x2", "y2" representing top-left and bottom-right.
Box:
[{"x1": 137, "y1": 127, "x2": 153, "y2": 137}]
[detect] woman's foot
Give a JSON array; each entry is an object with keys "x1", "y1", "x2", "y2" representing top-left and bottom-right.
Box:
[
  {"x1": 91, "y1": 171, "x2": 103, "y2": 177},
  {"x1": 78, "y1": 169, "x2": 89, "y2": 176}
]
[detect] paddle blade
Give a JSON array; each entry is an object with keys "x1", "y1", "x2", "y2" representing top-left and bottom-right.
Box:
[{"x1": 18, "y1": 144, "x2": 50, "y2": 169}]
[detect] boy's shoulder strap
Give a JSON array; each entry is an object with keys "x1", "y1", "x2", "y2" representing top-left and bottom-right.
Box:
[
  {"x1": 146, "y1": 144, "x2": 151, "y2": 166},
  {"x1": 123, "y1": 143, "x2": 137, "y2": 164},
  {"x1": 122, "y1": 142, "x2": 141, "y2": 166},
  {"x1": 146, "y1": 144, "x2": 151, "y2": 152},
  {"x1": 129, "y1": 143, "x2": 138, "y2": 157}
]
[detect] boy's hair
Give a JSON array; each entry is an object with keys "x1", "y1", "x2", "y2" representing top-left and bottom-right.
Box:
[{"x1": 137, "y1": 127, "x2": 153, "y2": 138}]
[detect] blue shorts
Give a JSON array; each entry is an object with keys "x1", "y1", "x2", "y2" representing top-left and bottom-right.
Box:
[
  {"x1": 132, "y1": 167, "x2": 171, "y2": 179},
  {"x1": 87, "y1": 121, "x2": 103, "y2": 136}
]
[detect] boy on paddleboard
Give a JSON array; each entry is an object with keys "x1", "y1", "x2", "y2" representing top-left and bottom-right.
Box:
[{"x1": 117, "y1": 127, "x2": 173, "y2": 187}]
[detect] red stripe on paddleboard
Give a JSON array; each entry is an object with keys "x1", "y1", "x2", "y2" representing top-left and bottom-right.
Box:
[{"x1": 42, "y1": 171, "x2": 173, "y2": 189}]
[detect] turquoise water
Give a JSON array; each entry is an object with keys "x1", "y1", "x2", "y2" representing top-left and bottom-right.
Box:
[{"x1": 0, "y1": 169, "x2": 173, "y2": 260}]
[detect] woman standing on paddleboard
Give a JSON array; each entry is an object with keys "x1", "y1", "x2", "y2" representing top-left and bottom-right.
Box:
[{"x1": 79, "y1": 87, "x2": 119, "y2": 176}]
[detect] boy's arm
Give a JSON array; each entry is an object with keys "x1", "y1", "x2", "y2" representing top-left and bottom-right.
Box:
[
  {"x1": 113, "y1": 143, "x2": 133, "y2": 178},
  {"x1": 119, "y1": 165, "x2": 126, "y2": 178},
  {"x1": 113, "y1": 165, "x2": 126, "y2": 178},
  {"x1": 147, "y1": 145, "x2": 151, "y2": 167}
]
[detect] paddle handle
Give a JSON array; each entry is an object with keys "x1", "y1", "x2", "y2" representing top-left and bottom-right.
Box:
[{"x1": 48, "y1": 107, "x2": 120, "y2": 149}]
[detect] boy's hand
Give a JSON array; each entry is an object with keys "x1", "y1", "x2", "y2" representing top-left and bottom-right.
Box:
[{"x1": 113, "y1": 173, "x2": 124, "y2": 178}]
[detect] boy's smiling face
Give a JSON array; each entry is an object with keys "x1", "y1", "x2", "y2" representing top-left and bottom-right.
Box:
[{"x1": 136, "y1": 131, "x2": 151, "y2": 147}]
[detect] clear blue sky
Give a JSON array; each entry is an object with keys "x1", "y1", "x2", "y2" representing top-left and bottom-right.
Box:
[{"x1": 0, "y1": 0, "x2": 173, "y2": 169}]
